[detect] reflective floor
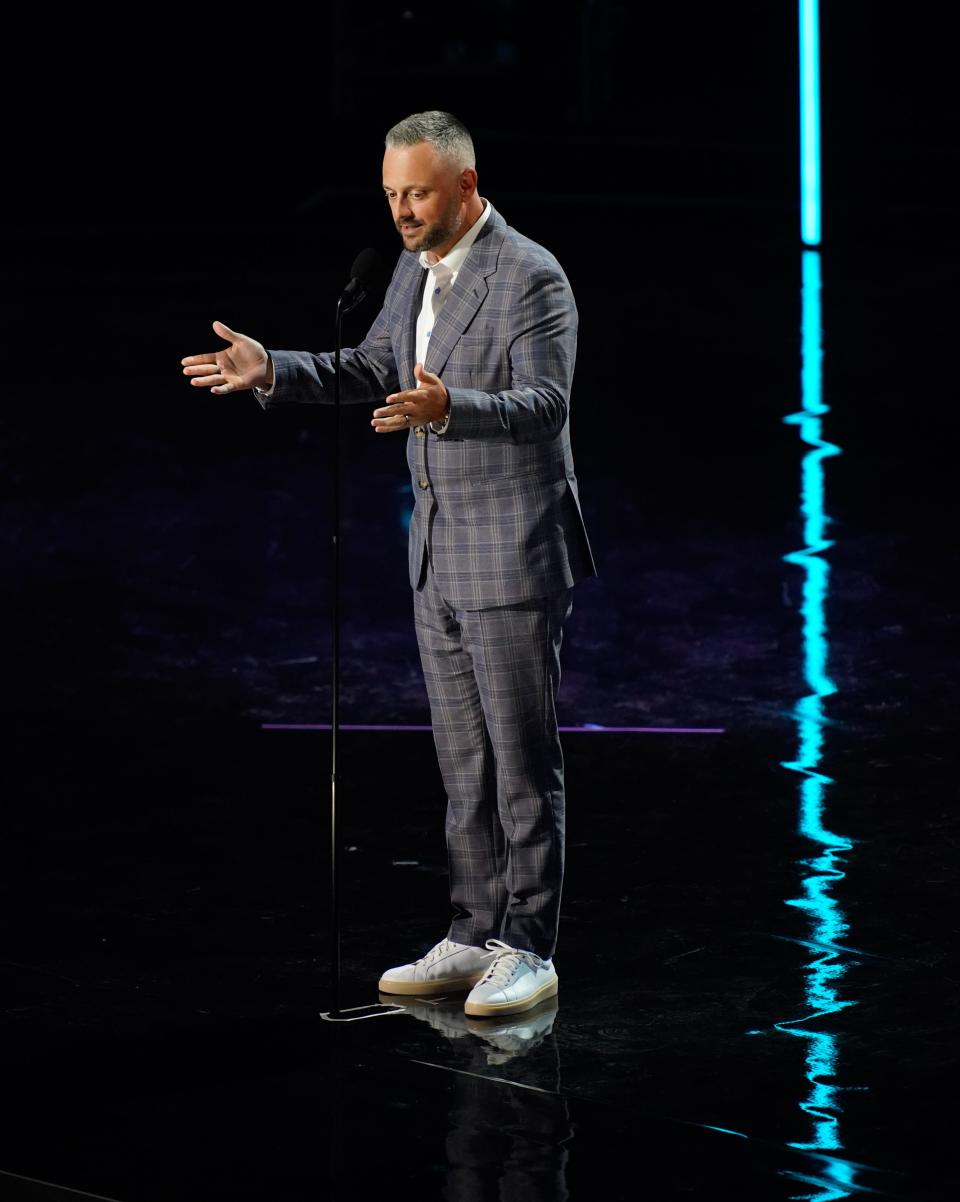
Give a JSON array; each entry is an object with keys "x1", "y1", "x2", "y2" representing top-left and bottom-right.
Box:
[{"x1": 2, "y1": 199, "x2": 958, "y2": 1199}]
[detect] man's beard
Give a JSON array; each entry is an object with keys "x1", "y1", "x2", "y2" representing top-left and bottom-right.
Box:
[{"x1": 398, "y1": 206, "x2": 462, "y2": 252}]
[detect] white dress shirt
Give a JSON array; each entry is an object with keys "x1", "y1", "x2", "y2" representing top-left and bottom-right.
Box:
[{"x1": 417, "y1": 199, "x2": 492, "y2": 433}]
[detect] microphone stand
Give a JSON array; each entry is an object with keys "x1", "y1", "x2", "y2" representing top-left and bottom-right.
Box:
[
  {"x1": 321, "y1": 270, "x2": 405, "y2": 1025},
  {"x1": 329, "y1": 291, "x2": 350, "y2": 1019}
]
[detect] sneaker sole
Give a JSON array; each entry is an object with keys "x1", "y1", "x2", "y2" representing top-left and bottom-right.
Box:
[
  {"x1": 377, "y1": 972, "x2": 485, "y2": 996},
  {"x1": 463, "y1": 975, "x2": 559, "y2": 1018}
]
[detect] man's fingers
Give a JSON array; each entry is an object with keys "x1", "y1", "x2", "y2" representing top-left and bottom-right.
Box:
[
  {"x1": 186, "y1": 362, "x2": 228, "y2": 387},
  {"x1": 212, "y1": 319, "x2": 240, "y2": 342},
  {"x1": 183, "y1": 325, "x2": 256, "y2": 397},
  {"x1": 376, "y1": 373, "x2": 443, "y2": 428},
  {"x1": 371, "y1": 406, "x2": 415, "y2": 433},
  {"x1": 387, "y1": 377, "x2": 438, "y2": 405},
  {"x1": 413, "y1": 362, "x2": 440, "y2": 385}
]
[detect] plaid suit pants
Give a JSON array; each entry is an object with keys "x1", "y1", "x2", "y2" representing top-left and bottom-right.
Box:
[{"x1": 414, "y1": 567, "x2": 573, "y2": 960}]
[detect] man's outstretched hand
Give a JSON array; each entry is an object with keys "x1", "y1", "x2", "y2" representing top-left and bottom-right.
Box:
[
  {"x1": 372, "y1": 363, "x2": 449, "y2": 433},
  {"x1": 181, "y1": 321, "x2": 272, "y2": 395}
]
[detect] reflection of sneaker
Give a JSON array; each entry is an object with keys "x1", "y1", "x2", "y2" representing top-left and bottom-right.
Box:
[
  {"x1": 378, "y1": 938, "x2": 495, "y2": 996},
  {"x1": 464, "y1": 939, "x2": 560, "y2": 1018},
  {"x1": 464, "y1": 996, "x2": 559, "y2": 1064},
  {"x1": 378, "y1": 992, "x2": 472, "y2": 1040}
]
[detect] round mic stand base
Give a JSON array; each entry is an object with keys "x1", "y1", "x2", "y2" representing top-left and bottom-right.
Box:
[{"x1": 320, "y1": 1003, "x2": 407, "y2": 1023}]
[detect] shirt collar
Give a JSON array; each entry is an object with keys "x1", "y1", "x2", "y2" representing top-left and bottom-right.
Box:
[{"x1": 419, "y1": 199, "x2": 493, "y2": 276}]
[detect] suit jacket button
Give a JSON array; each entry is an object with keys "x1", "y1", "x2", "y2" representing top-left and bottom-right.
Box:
[{"x1": 418, "y1": 479, "x2": 430, "y2": 489}]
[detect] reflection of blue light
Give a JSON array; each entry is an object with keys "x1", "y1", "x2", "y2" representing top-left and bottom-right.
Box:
[
  {"x1": 397, "y1": 483, "x2": 413, "y2": 534},
  {"x1": 800, "y1": 0, "x2": 822, "y2": 245},
  {"x1": 782, "y1": 1150, "x2": 863, "y2": 1202},
  {"x1": 700, "y1": 1124, "x2": 749, "y2": 1139},
  {"x1": 778, "y1": 246, "x2": 860, "y2": 1188},
  {"x1": 782, "y1": 1171, "x2": 853, "y2": 1202}
]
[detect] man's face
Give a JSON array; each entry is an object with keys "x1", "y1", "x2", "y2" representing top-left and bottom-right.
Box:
[{"x1": 382, "y1": 142, "x2": 470, "y2": 257}]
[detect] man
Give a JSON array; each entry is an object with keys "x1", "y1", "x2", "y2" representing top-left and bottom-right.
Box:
[{"x1": 182, "y1": 111, "x2": 595, "y2": 1017}]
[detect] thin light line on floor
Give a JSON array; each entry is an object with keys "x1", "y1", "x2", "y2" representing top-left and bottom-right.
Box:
[
  {"x1": 408, "y1": 1057, "x2": 561, "y2": 1095},
  {"x1": 0, "y1": 1169, "x2": 128, "y2": 1202},
  {"x1": 262, "y1": 724, "x2": 726, "y2": 734}
]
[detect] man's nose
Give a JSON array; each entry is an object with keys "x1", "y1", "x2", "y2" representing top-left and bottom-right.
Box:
[{"x1": 396, "y1": 197, "x2": 413, "y2": 218}]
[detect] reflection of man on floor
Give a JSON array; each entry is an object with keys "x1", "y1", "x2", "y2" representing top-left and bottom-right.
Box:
[{"x1": 389, "y1": 993, "x2": 571, "y2": 1199}]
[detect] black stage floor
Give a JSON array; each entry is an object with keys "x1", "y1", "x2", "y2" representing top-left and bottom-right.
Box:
[{"x1": 2, "y1": 200, "x2": 958, "y2": 1199}]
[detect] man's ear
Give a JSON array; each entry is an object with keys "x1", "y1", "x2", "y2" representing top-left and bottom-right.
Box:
[{"x1": 460, "y1": 167, "x2": 478, "y2": 198}]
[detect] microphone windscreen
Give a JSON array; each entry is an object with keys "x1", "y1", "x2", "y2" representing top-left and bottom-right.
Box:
[{"x1": 349, "y1": 247, "x2": 382, "y2": 285}]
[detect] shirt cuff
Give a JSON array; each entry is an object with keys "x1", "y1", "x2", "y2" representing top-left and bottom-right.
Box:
[
  {"x1": 429, "y1": 389, "x2": 451, "y2": 434},
  {"x1": 254, "y1": 357, "x2": 276, "y2": 399}
]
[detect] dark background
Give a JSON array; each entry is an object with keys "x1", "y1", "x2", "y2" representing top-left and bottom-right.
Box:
[
  {"x1": 1, "y1": 5, "x2": 959, "y2": 1197},
  {"x1": 4, "y1": 0, "x2": 956, "y2": 733}
]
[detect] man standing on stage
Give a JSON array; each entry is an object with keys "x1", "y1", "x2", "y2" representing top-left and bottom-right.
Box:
[{"x1": 181, "y1": 111, "x2": 595, "y2": 1017}]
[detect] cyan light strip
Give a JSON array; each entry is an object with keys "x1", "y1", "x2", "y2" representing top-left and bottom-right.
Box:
[
  {"x1": 800, "y1": 0, "x2": 822, "y2": 245},
  {"x1": 779, "y1": 249, "x2": 860, "y2": 1184}
]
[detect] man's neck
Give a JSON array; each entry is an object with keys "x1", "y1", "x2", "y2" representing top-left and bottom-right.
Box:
[{"x1": 428, "y1": 197, "x2": 486, "y2": 262}]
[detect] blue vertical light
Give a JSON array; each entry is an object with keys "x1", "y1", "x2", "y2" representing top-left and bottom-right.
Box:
[
  {"x1": 800, "y1": 0, "x2": 822, "y2": 245},
  {"x1": 779, "y1": 248, "x2": 860, "y2": 1192},
  {"x1": 780, "y1": 16, "x2": 865, "y2": 1179}
]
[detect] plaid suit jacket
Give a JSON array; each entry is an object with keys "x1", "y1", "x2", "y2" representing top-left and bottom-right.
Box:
[{"x1": 262, "y1": 206, "x2": 596, "y2": 608}]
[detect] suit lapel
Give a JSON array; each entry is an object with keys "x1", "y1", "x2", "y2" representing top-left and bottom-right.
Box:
[
  {"x1": 423, "y1": 213, "x2": 505, "y2": 377},
  {"x1": 394, "y1": 255, "x2": 426, "y2": 390}
]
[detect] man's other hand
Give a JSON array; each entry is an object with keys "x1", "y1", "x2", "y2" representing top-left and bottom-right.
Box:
[
  {"x1": 372, "y1": 363, "x2": 449, "y2": 433},
  {"x1": 181, "y1": 321, "x2": 272, "y2": 395}
]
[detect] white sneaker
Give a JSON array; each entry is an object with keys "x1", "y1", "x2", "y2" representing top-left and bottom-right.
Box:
[
  {"x1": 378, "y1": 938, "x2": 495, "y2": 996},
  {"x1": 463, "y1": 939, "x2": 560, "y2": 1018}
]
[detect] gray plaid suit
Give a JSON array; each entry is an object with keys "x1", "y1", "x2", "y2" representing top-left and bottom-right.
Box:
[{"x1": 261, "y1": 206, "x2": 595, "y2": 958}]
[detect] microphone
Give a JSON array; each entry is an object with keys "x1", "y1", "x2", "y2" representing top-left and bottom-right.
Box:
[{"x1": 341, "y1": 247, "x2": 382, "y2": 313}]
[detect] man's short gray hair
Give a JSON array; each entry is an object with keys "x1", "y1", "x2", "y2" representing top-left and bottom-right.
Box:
[{"x1": 385, "y1": 111, "x2": 476, "y2": 170}]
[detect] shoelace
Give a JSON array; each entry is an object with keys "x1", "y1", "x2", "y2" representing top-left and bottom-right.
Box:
[
  {"x1": 415, "y1": 939, "x2": 457, "y2": 966},
  {"x1": 478, "y1": 938, "x2": 545, "y2": 987}
]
